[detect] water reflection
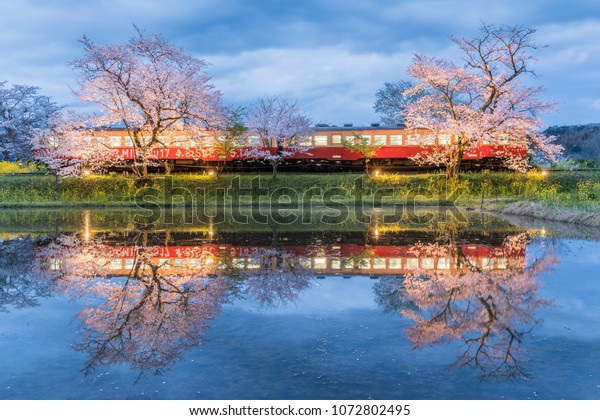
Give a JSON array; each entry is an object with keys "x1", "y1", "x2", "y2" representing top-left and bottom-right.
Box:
[
  {"x1": 378, "y1": 228, "x2": 557, "y2": 379},
  {"x1": 0, "y1": 236, "x2": 53, "y2": 311},
  {"x1": 0, "y1": 209, "x2": 557, "y2": 380}
]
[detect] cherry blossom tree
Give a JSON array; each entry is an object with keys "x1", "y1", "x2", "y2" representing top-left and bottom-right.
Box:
[
  {"x1": 37, "y1": 232, "x2": 231, "y2": 375},
  {"x1": 398, "y1": 232, "x2": 557, "y2": 378},
  {"x1": 34, "y1": 112, "x2": 124, "y2": 176},
  {"x1": 246, "y1": 95, "x2": 313, "y2": 179},
  {"x1": 0, "y1": 82, "x2": 61, "y2": 161},
  {"x1": 69, "y1": 27, "x2": 225, "y2": 178},
  {"x1": 34, "y1": 227, "x2": 314, "y2": 375},
  {"x1": 404, "y1": 24, "x2": 562, "y2": 178}
]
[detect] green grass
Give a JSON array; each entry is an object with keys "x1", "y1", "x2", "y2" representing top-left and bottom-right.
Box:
[
  {"x1": 0, "y1": 161, "x2": 45, "y2": 174},
  {"x1": 0, "y1": 170, "x2": 598, "y2": 211}
]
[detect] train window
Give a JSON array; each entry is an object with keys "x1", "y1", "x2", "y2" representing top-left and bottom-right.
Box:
[
  {"x1": 389, "y1": 258, "x2": 402, "y2": 269},
  {"x1": 109, "y1": 136, "x2": 122, "y2": 147},
  {"x1": 359, "y1": 259, "x2": 371, "y2": 269},
  {"x1": 423, "y1": 134, "x2": 436, "y2": 145},
  {"x1": 247, "y1": 136, "x2": 261, "y2": 145},
  {"x1": 174, "y1": 136, "x2": 188, "y2": 147},
  {"x1": 313, "y1": 136, "x2": 328, "y2": 146},
  {"x1": 481, "y1": 258, "x2": 494, "y2": 270},
  {"x1": 298, "y1": 136, "x2": 312, "y2": 146},
  {"x1": 406, "y1": 134, "x2": 420, "y2": 145},
  {"x1": 406, "y1": 258, "x2": 419, "y2": 269},
  {"x1": 125, "y1": 259, "x2": 135, "y2": 270},
  {"x1": 125, "y1": 136, "x2": 134, "y2": 147},
  {"x1": 437, "y1": 257, "x2": 450, "y2": 269},
  {"x1": 360, "y1": 135, "x2": 371, "y2": 144},
  {"x1": 47, "y1": 136, "x2": 59, "y2": 148},
  {"x1": 499, "y1": 134, "x2": 509, "y2": 144},
  {"x1": 373, "y1": 258, "x2": 386, "y2": 269},
  {"x1": 314, "y1": 257, "x2": 327, "y2": 269},
  {"x1": 109, "y1": 259, "x2": 123, "y2": 270},
  {"x1": 438, "y1": 134, "x2": 451, "y2": 145},
  {"x1": 389, "y1": 135, "x2": 403, "y2": 145},
  {"x1": 422, "y1": 258, "x2": 435, "y2": 269},
  {"x1": 331, "y1": 135, "x2": 342, "y2": 144},
  {"x1": 331, "y1": 258, "x2": 341, "y2": 269},
  {"x1": 299, "y1": 257, "x2": 311, "y2": 268},
  {"x1": 374, "y1": 135, "x2": 387, "y2": 146},
  {"x1": 49, "y1": 259, "x2": 61, "y2": 271},
  {"x1": 497, "y1": 258, "x2": 508, "y2": 270}
]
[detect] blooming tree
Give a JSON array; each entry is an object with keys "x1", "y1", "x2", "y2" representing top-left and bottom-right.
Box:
[
  {"x1": 38, "y1": 232, "x2": 231, "y2": 375},
  {"x1": 398, "y1": 233, "x2": 556, "y2": 378},
  {"x1": 34, "y1": 112, "x2": 124, "y2": 176},
  {"x1": 404, "y1": 24, "x2": 562, "y2": 178},
  {"x1": 69, "y1": 27, "x2": 225, "y2": 178},
  {"x1": 247, "y1": 95, "x2": 313, "y2": 179},
  {"x1": 0, "y1": 82, "x2": 61, "y2": 161}
]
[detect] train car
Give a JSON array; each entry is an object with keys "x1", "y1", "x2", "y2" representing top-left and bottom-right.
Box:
[
  {"x1": 62, "y1": 124, "x2": 527, "y2": 172},
  {"x1": 41, "y1": 241, "x2": 526, "y2": 278}
]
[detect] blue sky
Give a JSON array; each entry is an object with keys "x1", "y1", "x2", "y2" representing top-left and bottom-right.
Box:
[{"x1": 1, "y1": 0, "x2": 599, "y2": 127}]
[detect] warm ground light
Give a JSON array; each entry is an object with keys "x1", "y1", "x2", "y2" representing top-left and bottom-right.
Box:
[{"x1": 0, "y1": 165, "x2": 599, "y2": 226}]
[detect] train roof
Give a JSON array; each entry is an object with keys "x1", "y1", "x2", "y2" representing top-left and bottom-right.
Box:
[{"x1": 314, "y1": 123, "x2": 407, "y2": 131}]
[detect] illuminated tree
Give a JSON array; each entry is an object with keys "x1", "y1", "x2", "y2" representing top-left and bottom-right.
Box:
[
  {"x1": 36, "y1": 228, "x2": 314, "y2": 375},
  {"x1": 38, "y1": 233, "x2": 230, "y2": 375},
  {"x1": 34, "y1": 112, "x2": 123, "y2": 176},
  {"x1": 69, "y1": 27, "x2": 225, "y2": 178},
  {"x1": 404, "y1": 24, "x2": 562, "y2": 178},
  {"x1": 397, "y1": 233, "x2": 556, "y2": 378},
  {"x1": 247, "y1": 95, "x2": 313, "y2": 179}
]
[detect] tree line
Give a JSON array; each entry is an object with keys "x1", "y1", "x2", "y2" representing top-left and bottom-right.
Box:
[{"x1": 1, "y1": 24, "x2": 562, "y2": 180}]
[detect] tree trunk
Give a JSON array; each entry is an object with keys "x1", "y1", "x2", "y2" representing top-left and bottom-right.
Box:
[
  {"x1": 271, "y1": 161, "x2": 278, "y2": 180},
  {"x1": 446, "y1": 143, "x2": 465, "y2": 179}
]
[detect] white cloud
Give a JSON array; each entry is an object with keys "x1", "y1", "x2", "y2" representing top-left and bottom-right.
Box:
[{"x1": 207, "y1": 47, "x2": 414, "y2": 123}]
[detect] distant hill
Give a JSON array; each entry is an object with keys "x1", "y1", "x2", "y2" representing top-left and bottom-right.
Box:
[{"x1": 544, "y1": 123, "x2": 600, "y2": 165}]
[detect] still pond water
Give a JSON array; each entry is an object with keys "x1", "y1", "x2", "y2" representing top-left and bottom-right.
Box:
[{"x1": 0, "y1": 208, "x2": 599, "y2": 400}]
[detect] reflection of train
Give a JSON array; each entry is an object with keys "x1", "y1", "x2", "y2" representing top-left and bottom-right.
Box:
[
  {"x1": 46, "y1": 241, "x2": 526, "y2": 277},
  {"x1": 83, "y1": 125, "x2": 525, "y2": 171}
]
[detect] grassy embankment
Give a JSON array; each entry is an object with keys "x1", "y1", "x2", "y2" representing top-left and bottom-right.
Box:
[{"x1": 1, "y1": 164, "x2": 599, "y2": 208}]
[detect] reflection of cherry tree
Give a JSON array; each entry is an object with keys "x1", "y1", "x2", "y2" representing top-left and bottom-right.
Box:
[
  {"x1": 38, "y1": 233, "x2": 230, "y2": 376},
  {"x1": 0, "y1": 236, "x2": 54, "y2": 311},
  {"x1": 36, "y1": 230, "x2": 315, "y2": 375},
  {"x1": 235, "y1": 247, "x2": 313, "y2": 308},
  {"x1": 398, "y1": 233, "x2": 556, "y2": 379}
]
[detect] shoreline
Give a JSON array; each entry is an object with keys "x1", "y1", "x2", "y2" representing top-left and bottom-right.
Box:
[{"x1": 487, "y1": 200, "x2": 600, "y2": 228}]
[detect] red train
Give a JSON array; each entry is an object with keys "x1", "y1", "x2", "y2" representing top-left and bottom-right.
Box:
[
  {"x1": 43, "y1": 241, "x2": 525, "y2": 277},
  {"x1": 87, "y1": 124, "x2": 526, "y2": 171}
]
